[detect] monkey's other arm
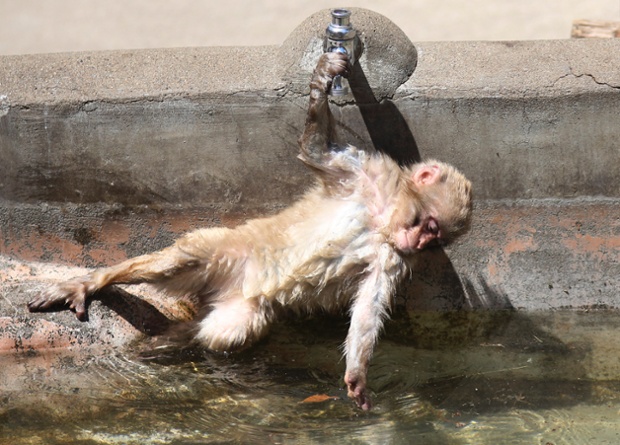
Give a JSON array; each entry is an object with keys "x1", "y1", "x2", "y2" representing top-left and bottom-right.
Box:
[{"x1": 344, "y1": 244, "x2": 405, "y2": 410}]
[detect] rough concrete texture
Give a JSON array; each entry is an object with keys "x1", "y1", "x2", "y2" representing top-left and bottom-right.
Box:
[
  {"x1": 0, "y1": 9, "x2": 619, "y2": 352},
  {"x1": 280, "y1": 8, "x2": 418, "y2": 100}
]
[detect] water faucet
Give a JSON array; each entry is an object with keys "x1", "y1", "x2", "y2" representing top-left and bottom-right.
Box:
[{"x1": 324, "y1": 9, "x2": 359, "y2": 96}]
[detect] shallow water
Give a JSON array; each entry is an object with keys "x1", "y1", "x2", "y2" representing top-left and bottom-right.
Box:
[{"x1": 2, "y1": 310, "x2": 620, "y2": 444}]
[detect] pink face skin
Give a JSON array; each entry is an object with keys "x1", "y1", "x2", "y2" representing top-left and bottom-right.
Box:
[
  {"x1": 391, "y1": 164, "x2": 444, "y2": 254},
  {"x1": 393, "y1": 215, "x2": 441, "y2": 254}
]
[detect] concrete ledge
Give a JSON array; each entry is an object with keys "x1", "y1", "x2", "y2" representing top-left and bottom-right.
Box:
[{"x1": 0, "y1": 9, "x2": 619, "y2": 351}]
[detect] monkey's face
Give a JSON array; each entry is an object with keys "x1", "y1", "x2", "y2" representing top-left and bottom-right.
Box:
[
  {"x1": 391, "y1": 212, "x2": 443, "y2": 254},
  {"x1": 394, "y1": 161, "x2": 473, "y2": 254}
]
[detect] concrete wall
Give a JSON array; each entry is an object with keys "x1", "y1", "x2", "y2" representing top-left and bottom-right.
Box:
[{"x1": 1, "y1": 9, "x2": 619, "y2": 351}]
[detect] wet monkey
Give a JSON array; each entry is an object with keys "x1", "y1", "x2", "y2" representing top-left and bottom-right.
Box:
[{"x1": 29, "y1": 52, "x2": 473, "y2": 410}]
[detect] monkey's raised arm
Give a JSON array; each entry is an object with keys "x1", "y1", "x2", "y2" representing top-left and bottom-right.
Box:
[{"x1": 298, "y1": 52, "x2": 351, "y2": 178}]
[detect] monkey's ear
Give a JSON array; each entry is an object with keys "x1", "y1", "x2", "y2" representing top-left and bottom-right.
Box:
[{"x1": 412, "y1": 165, "x2": 440, "y2": 186}]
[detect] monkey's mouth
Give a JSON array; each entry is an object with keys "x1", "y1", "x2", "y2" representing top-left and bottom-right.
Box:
[{"x1": 426, "y1": 238, "x2": 449, "y2": 249}]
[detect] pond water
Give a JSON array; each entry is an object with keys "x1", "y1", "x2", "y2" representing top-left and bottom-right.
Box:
[{"x1": 2, "y1": 309, "x2": 620, "y2": 444}]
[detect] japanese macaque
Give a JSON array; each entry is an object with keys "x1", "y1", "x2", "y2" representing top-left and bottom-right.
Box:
[{"x1": 28, "y1": 52, "x2": 472, "y2": 410}]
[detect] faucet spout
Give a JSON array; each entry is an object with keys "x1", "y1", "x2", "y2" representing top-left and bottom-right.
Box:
[{"x1": 324, "y1": 9, "x2": 360, "y2": 96}]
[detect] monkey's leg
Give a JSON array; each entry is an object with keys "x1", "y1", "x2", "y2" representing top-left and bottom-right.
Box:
[
  {"x1": 343, "y1": 246, "x2": 403, "y2": 410},
  {"x1": 194, "y1": 294, "x2": 275, "y2": 352},
  {"x1": 298, "y1": 52, "x2": 349, "y2": 165},
  {"x1": 28, "y1": 245, "x2": 200, "y2": 321}
]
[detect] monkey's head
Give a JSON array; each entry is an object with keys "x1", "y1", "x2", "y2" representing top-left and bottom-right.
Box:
[{"x1": 393, "y1": 160, "x2": 473, "y2": 254}]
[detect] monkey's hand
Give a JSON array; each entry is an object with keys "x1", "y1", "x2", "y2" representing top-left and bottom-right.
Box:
[
  {"x1": 299, "y1": 51, "x2": 351, "y2": 167},
  {"x1": 312, "y1": 51, "x2": 350, "y2": 96},
  {"x1": 28, "y1": 277, "x2": 95, "y2": 321},
  {"x1": 345, "y1": 368, "x2": 372, "y2": 411}
]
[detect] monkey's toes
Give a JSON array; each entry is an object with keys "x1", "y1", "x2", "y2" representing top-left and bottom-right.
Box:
[
  {"x1": 69, "y1": 301, "x2": 88, "y2": 321},
  {"x1": 27, "y1": 294, "x2": 56, "y2": 312},
  {"x1": 27, "y1": 288, "x2": 89, "y2": 322}
]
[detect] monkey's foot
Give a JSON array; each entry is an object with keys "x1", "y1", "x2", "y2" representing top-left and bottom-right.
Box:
[
  {"x1": 28, "y1": 278, "x2": 93, "y2": 321},
  {"x1": 345, "y1": 370, "x2": 372, "y2": 411}
]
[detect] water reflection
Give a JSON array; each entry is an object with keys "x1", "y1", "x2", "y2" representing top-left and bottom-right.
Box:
[{"x1": 3, "y1": 309, "x2": 620, "y2": 444}]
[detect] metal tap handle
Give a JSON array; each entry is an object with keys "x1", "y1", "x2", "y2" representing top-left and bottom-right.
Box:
[{"x1": 325, "y1": 9, "x2": 358, "y2": 96}]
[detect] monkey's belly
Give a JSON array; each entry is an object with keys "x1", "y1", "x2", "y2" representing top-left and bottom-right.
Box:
[{"x1": 240, "y1": 243, "x2": 376, "y2": 312}]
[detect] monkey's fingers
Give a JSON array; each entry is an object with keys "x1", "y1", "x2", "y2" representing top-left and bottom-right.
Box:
[
  {"x1": 317, "y1": 52, "x2": 351, "y2": 81},
  {"x1": 348, "y1": 385, "x2": 372, "y2": 411},
  {"x1": 345, "y1": 373, "x2": 373, "y2": 411},
  {"x1": 324, "y1": 51, "x2": 351, "y2": 78}
]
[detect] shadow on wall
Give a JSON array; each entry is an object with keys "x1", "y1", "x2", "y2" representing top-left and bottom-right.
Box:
[
  {"x1": 350, "y1": 60, "x2": 421, "y2": 165},
  {"x1": 348, "y1": 59, "x2": 486, "y2": 313}
]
